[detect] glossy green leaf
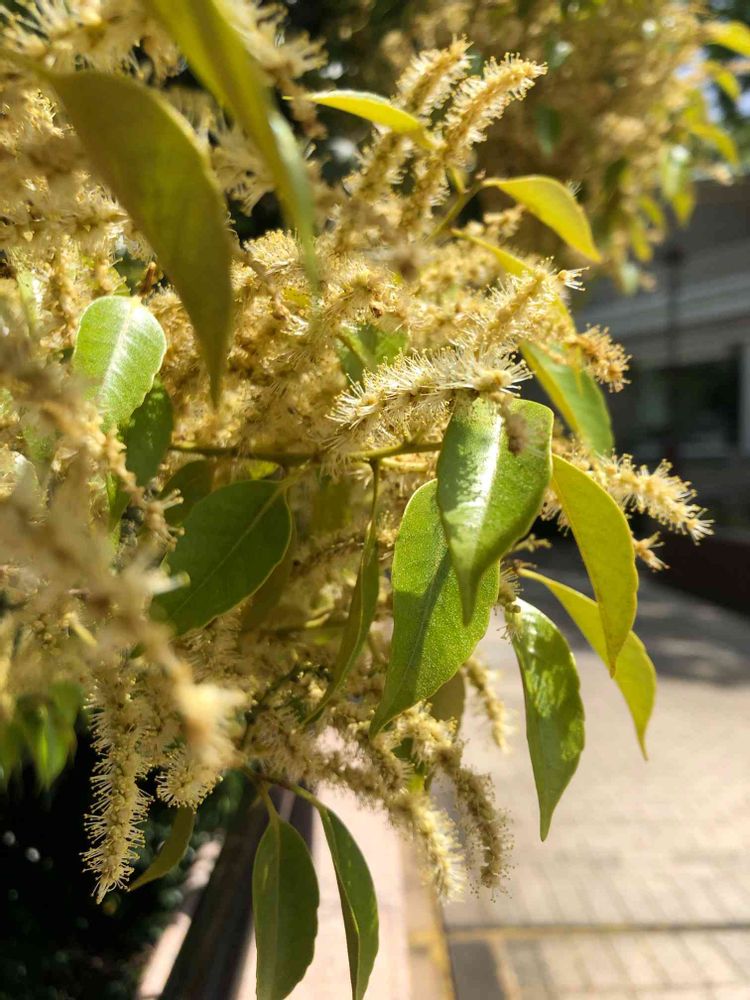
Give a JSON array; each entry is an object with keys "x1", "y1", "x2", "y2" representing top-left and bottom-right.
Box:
[
  {"x1": 123, "y1": 381, "x2": 173, "y2": 486},
  {"x1": 706, "y1": 19, "x2": 750, "y2": 57},
  {"x1": 521, "y1": 341, "x2": 614, "y2": 454},
  {"x1": 306, "y1": 90, "x2": 428, "y2": 143},
  {"x1": 253, "y1": 815, "x2": 319, "y2": 1000},
  {"x1": 153, "y1": 480, "x2": 292, "y2": 635},
  {"x1": 520, "y1": 570, "x2": 655, "y2": 757},
  {"x1": 509, "y1": 599, "x2": 585, "y2": 839},
  {"x1": 370, "y1": 481, "x2": 498, "y2": 736},
  {"x1": 308, "y1": 514, "x2": 379, "y2": 723},
  {"x1": 551, "y1": 455, "x2": 638, "y2": 670},
  {"x1": 72, "y1": 297, "x2": 166, "y2": 430},
  {"x1": 47, "y1": 71, "x2": 233, "y2": 401},
  {"x1": 161, "y1": 460, "x2": 215, "y2": 526},
  {"x1": 151, "y1": 0, "x2": 317, "y2": 285},
  {"x1": 129, "y1": 807, "x2": 195, "y2": 891},
  {"x1": 316, "y1": 805, "x2": 379, "y2": 1000},
  {"x1": 438, "y1": 396, "x2": 552, "y2": 623},
  {"x1": 484, "y1": 175, "x2": 601, "y2": 261}
]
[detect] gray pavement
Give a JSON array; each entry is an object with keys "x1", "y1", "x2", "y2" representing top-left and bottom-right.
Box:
[{"x1": 438, "y1": 563, "x2": 750, "y2": 999}]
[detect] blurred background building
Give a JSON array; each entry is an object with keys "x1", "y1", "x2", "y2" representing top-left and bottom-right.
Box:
[{"x1": 576, "y1": 175, "x2": 750, "y2": 611}]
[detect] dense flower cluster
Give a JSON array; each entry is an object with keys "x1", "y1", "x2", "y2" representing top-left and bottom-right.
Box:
[
  {"x1": 0, "y1": 0, "x2": 710, "y2": 903},
  {"x1": 320, "y1": 0, "x2": 741, "y2": 282}
]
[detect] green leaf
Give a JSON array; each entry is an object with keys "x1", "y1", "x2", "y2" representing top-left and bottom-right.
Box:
[
  {"x1": 153, "y1": 480, "x2": 292, "y2": 635},
  {"x1": 336, "y1": 323, "x2": 408, "y2": 385},
  {"x1": 47, "y1": 71, "x2": 233, "y2": 401},
  {"x1": 484, "y1": 175, "x2": 601, "y2": 261},
  {"x1": 123, "y1": 381, "x2": 173, "y2": 486},
  {"x1": 520, "y1": 570, "x2": 655, "y2": 757},
  {"x1": 438, "y1": 396, "x2": 552, "y2": 623},
  {"x1": 311, "y1": 476, "x2": 353, "y2": 534},
  {"x1": 71, "y1": 297, "x2": 166, "y2": 430},
  {"x1": 110, "y1": 381, "x2": 174, "y2": 526},
  {"x1": 161, "y1": 460, "x2": 215, "y2": 526},
  {"x1": 521, "y1": 341, "x2": 614, "y2": 454},
  {"x1": 305, "y1": 90, "x2": 428, "y2": 141},
  {"x1": 429, "y1": 671, "x2": 466, "y2": 730},
  {"x1": 241, "y1": 521, "x2": 296, "y2": 629},
  {"x1": 551, "y1": 455, "x2": 637, "y2": 670},
  {"x1": 316, "y1": 805, "x2": 379, "y2": 1000},
  {"x1": 0, "y1": 719, "x2": 24, "y2": 787},
  {"x1": 253, "y1": 815, "x2": 319, "y2": 1000},
  {"x1": 129, "y1": 807, "x2": 195, "y2": 891},
  {"x1": 307, "y1": 512, "x2": 379, "y2": 723},
  {"x1": 16, "y1": 703, "x2": 73, "y2": 788},
  {"x1": 706, "y1": 19, "x2": 750, "y2": 57},
  {"x1": 49, "y1": 682, "x2": 83, "y2": 726},
  {"x1": 509, "y1": 599, "x2": 585, "y2": 840},
  {"x1": 150, "y1": 0, "x2": 317, "y2": 285},
  {"x1": 370, "y1": 481, "x2": 498, "y2": 736},
  {"x1": 534, "y1": 105, "x2": 561, "y2": 157}
]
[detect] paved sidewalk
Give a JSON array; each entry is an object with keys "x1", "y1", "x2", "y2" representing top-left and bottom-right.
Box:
[{"x1": 438, "y1": 566, "x2": 750, "y2": 999}]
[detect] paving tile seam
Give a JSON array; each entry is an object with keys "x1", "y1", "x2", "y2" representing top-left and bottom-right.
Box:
[{"x1": 445, "y1": 923, "x2": 750, "y2": 940}]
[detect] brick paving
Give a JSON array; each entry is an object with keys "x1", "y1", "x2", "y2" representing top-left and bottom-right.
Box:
[{"x1": 438, "y1": 565, "x2": 750, "y2": 999}]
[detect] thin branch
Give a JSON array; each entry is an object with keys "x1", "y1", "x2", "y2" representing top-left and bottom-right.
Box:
[{"x1": 168, "y1": 439, "x2": 441, "y2": 465}]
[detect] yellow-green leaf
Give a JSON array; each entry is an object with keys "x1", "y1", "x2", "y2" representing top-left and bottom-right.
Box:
[
  {"x1": 520, "y1": 570, "x2": 655, "y2": 757},
  {"x1": 253, "y1": 815, "x2": 319, "y2": 1000},
  {"x1": 305, "y1": 90, "x2": 429, "y2": 144},
  {"x1": 315, "y1": 805, "x2": 379, "y2": 1000},
  {"x1": 706, "y1": 19, "x2": 750, "y2": 57},
  {"x1": 551, "y1": 455, "x2": 638, "y2": 670},
  {"x1": 437, "y1": 396, "x2": 552, "y2": 623},
  {"x1": 688, "y1": 121, "x2": 739, "y2": 166},
  {"x1": 46, "y1": 70, "x2": 233, "y2": 402},
  {"x1": 150, "y1": 0, "x2": 317, "y2": 285},
  {"x1": 521, "y1": 341, "x2": 613, "y2": 454},
  {"x1": 508, "y1": 599, "x2": 585, "y2": 840},
  {"x1": 452, "y1": 231, "x2": 533, "y2": 278},
  {"x1": 129, "y1": 807, "x2": 195, "y2": 891},
  {"x1": 705, "y1": 60, "x2": 741, "y2": 101},
  {"x1": 484, "y1": 175, "x2": 601, "y2": 261},
  {"x1": 72, "y1": 296, "x2": 166, "y2": 430},
  {"x1": 370, "y1": 481, "x2": 498, "y2": 737}
]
